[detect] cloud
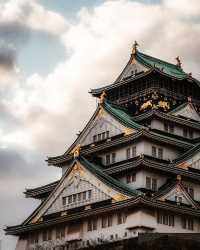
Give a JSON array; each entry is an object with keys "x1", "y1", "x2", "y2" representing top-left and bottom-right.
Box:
[
  {"x1": 1, "y1": 0, "x2": 200, "y2": 249},
  {"x1": 0, "y1": 0, "x2": 68, "y2": 73}
]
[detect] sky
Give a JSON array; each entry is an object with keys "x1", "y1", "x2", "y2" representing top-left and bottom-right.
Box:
[{"x1": 0, "y1": 0, "x2": 200, "y2": 249}]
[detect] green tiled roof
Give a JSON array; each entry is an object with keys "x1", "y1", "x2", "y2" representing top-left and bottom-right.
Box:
[
  {"x1": 136, "y1": 51, "x2": 188, "y2": 80},
  {"x1": 169, "y1": 102, "x2": 188, "y2": 115},
  {"x1": 103, "y1": 100, "x2": 142, "y2": 129},
  {"x1": 173, "y1": 142, "x2": 200, "y2": 164},
  {"x1": 79, "y1": 156, "x2": 141, "y2": 197}
]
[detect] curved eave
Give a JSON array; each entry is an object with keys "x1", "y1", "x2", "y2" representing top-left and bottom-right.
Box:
[
  {"x1": 133, "y1": 110, "x2": 200, "y2": 130},
  {"x1": 90, "y1": 69, "x2": 154, "y2": 96},
  {"x1": 47, "y1": 130, "x2": 193, "y2": 166},
  {"x1": 90, "y1": 67, "x2": 199, "y2": 97},
  {"x1": 5, "y1": 196, "x2": 200, "y2": 236},
  {"x1": 24, "y1": 181, "x2": 59, "y2": 199}
]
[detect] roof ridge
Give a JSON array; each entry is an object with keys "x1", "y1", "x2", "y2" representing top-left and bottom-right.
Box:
[
  {"x1": 137, "y1": 51, "x2": 184, "y2": 71},
  {"x1": 79, "y1": 156, "x2": 141, "y2": 196}
]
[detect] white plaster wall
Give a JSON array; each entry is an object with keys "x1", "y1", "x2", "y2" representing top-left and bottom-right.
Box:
[
  {"x1": 99, "y1": 139, "x2": 179, "y2": 166},
  {"x1": 150, "y1": 119, "x2": 200, "y2": 139},
  {"x1": 183, "y1": 180, "x2": 200, "y2": 201},
  {"x1": 119, "y1": 169, "x2": 167, "y2": 190},
  {"x1": 27, "y1": 208, "x2": 200, "y2": 249}
]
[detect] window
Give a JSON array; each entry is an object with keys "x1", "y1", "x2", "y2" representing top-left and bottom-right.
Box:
[
  {"x1": 93, "y1": 135, "x2": 97, "y2": 142},
  {"x1": 126, "y1": 172, "x2": 136, "y2": 183},
  {"x1": 152, "y1": 146, "x2": 157, "y2": 157},
  {"x1": 68, "y1": 195, "x2": 72, "y2": 204},
  {"x1": 183, "y1": 128, "x2": 193, "y2": 139},
  {"x1": 183, "y1": 128, "x2": 188, "y2": 137},
  {"x1": 42, "y1": 231, "x2": 47, "y2": 241},
  {"x1": 157, "y1": 212, "x2": 174, "y2": 227},
  {"x1": 106, "y1": 131, "x2": 110, "y2": 138},
  {"x1": 102, "y1": 217, "x2": 107, "y2": 228},
  {"x1": 102, "y1": 216, "x2": 112, "y2": 228},
  {"x1": 87, "y1": 218, "x2": 97, "y2": 231},
  {"x1": 146, "y1": 176, "x2": 151, "y2": 189},
  {"x1": 186, "y1": 187, "x2": 194, "y2": 198},
  {"x1": 146, "y1": 176, "x2": 158, "y2": 191},
  {"x1": 126, "y1": 148, "x2": 131, "y2": 159},
  {"x1": 63, "y1": 190, "x2": 92, "y2": 206},
  {"x1": 158, "y1": 148, "x2": 163, "y2": 159},
  {"x1": 106, "y1": 154, "x2": 111, "y2": 165},
  {"x1": 30, "y1": 233, "x2": 38, "y2": 244},
  {"x1": 42, "y1": 230, "x2": 52, "y2": 242},
  {"x1": 56, "y1": 227, "x2": 65, "y2": 239},
  {"x1": 117, "y1": 213, "x2": 126, "y2": 224},
  {"x1": 105, "y1": 152, "x2": 116, "y2": 165},
  {"x1": 152, "y1": 178, "x2": 157, "y2": 191},
  {"x1": 93, "y1": 131, "x2": 110, "y2": 143},
  {"x1": 132, "y1": 146, "x2": 136, "y2": 157},
  {"x1": 108, "y1": 215, "x2": 113, "y2": 227},
  {"x1": 152, "y1": 146, "x2": 163, "y2": 159},
  {"x1": 112, "y1": 152, "x2": 116, "y2": 163},
  {"x1": 164, "y1": 122, "x2": 174, "y2": 133},
  {"x1": 47, "y1": 230, "x2": 52, "y2": 241},
  {"x1": 62, "y1": 197, "x2": 67, "y2": 206},
  {"x1": 175, "y1": 196, "x2": 182, "y2": 204},
  {"x1": 182, "y1": 217, "x2": 193, "y2": 230}
]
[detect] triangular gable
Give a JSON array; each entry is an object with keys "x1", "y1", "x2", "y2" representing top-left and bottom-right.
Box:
[
  {"x1": 27, "y1": 158, "x2": 133, "y2": 225},
  {"x1": 170, "y1": 102, "x2": 200, "y2": 122},
  {"x1": 176, "y1": 144, "x2": 200, "y2": 171},
  {"x1": 65, "y1": 101, "x2": 141, "y2": 155},
  {"x1": 156, "y1": 181, "x2": 198, "y2": 209},
  {"x1": 114, "y1": 55, "x2": 148, "y2": 83}
]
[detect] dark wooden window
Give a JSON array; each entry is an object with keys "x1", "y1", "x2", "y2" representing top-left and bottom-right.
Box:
[
  {"x1": 132, "y1": 146, "x2": 136, "y2": 157},
  {"x1": 158, "y1": 148, "x2": 163, "y2": 159},
  {"x1": 152, "y1": 146, "x2": 157, "y2": 157},
  {"x1": 126, "y1": 148, "x2": 131, "y2": 159},
  {"x1": 106, "y1": 154, "x2": 111, "y2": 165},
  {"x1": 157, "y1": 212, "x2": 174, "y2": 227},
  {"x1": 126, "y1": 172, "x2": 136, "y2": 183},
  {"x1": 42, "y1": 230, "x2": 47, "y2": 241},
  {"x1": 146, "y1": 176, "x2": 151, "y2": 189},
  {"x1": 152, "y1": 178, "x2": 157, "y2": 191},
  {"x1": 182, "y1": 217, "x2": 193, "y2": 230},
  {"x1": 112, "y1": 152, "x2": 116, "y2": 163}
]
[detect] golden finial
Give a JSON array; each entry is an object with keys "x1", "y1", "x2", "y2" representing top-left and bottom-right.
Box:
[
  {"x1": 132, "y1": 41, "x2": 139, "y2": 55},
  {"x1": 177, "y1": 175, "x2": 182, "y2": 182},
  {"x1": 175, "y1": 56, "x2": 182, "y2": 68},
  {"x1": 73, "y1": 144, "x2": 81, "y2": 158},
  {"x1": 99, "y1": 91, "x2": 107, "y2": 104}
]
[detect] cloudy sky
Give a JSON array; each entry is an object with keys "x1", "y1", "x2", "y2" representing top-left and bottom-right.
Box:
[{"x1": 0, "y1": 0, "x2": 200, "y2": 249}]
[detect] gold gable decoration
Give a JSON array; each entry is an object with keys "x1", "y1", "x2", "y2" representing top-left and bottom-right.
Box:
[
  {"x1": 123, "y1": 127, "x2": 134, "y2": 136},
  {"x1": 99, "y1": 91, "x2": 107, "y2": 104},
  {"x1": 70, "y1": 144, "x2": 81, "y2": 158},
  {"x1": 112, "y1": 193, "x2": 128, "y2": 202}
]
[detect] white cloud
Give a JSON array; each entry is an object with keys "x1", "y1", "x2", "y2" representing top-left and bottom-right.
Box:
[
  {"x1": 0, "y1": 0, "x2": 68, "y2": 36},
  {"x1": 1, "y1": 0, "x2": 200, "y2": 248}
]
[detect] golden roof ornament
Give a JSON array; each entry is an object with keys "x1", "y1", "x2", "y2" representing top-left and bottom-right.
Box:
[
  {"x1": 187, "y1": 96, "x2": 192, "y2": 103},
  {"x1": 177, "y1": 175, "x2": 182, "y2": 182},
  {"x1": 132, "y1": 41, "x2": 139, "y2": 55},
  {"x1": 175, "y1": 56, "x2": 182, "y2": 68},
  {"x1": 99, "y1": 91, "x2": 107, "y2": 104},
  {"x1": 73, "y1": 144, "x2": 81, "y2": 158}
]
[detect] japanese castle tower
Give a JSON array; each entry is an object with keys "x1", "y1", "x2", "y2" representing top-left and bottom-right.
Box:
[{"x1": 6, "y1": 43, "x2": 200, "y2": 250}]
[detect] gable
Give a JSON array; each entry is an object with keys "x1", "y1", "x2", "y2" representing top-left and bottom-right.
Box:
[
  {"x1": 172, "y1": 103, "x2": 200, "y2": 122},
  {"x1": 177, "y1": 148, "x2": 200, "y2": 171},
  {"x1": 79, "y1": 107, "x2": 135, "y2": 146},
  {"x1": 116, "y1": 59, "x2": 148, "y2": 82},
  {"x1": 45, "y1": 177, "x2": 111, "y2": 215},
  {"x1": 158, "y1": 183, "x2": 197, "y2": 208},
  {"x1": 29, "y1": 161, "x2": 130, "y2": 224}
]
